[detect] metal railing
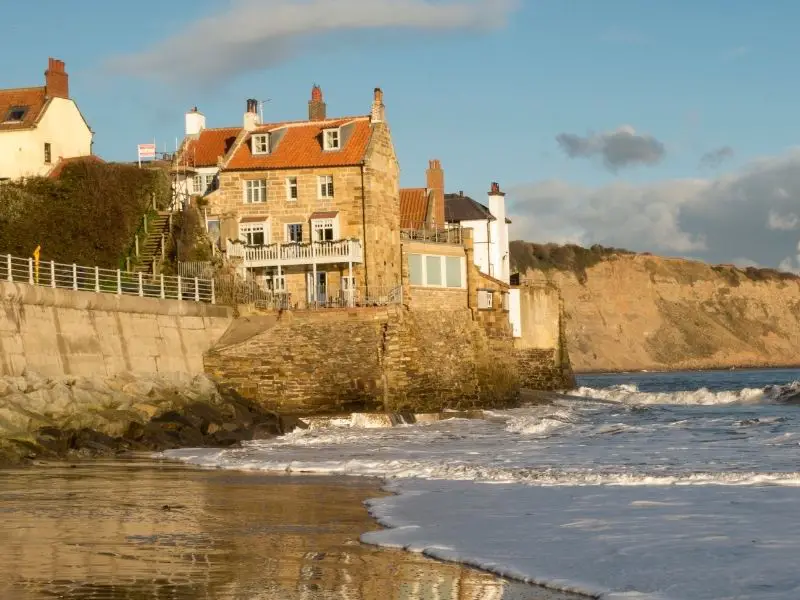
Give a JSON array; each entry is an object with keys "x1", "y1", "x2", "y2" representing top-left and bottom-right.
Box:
[
  {"x1": 1, "y1": 253, "x2": 215, "y2": 303},
  {"x1": 400, "y1": 223, "x2": 463, "y2": 245},
  {"x1": 226, "y1": 239, "x2": 363, "y2": 267},
  {"x1": 178, "y1": 261, "x2": 214, "y2": 278},
  {"x1": 306, "y1": 285, "x2": 403, "y2": 309}
]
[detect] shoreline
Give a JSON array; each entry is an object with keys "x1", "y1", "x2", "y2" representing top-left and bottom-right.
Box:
[
  {"x1": 0, "y1": 457, "x2": 589, "y2": 600},
  {"x1": 574, "y1": 363, "x2": 800, "y2": 376}
]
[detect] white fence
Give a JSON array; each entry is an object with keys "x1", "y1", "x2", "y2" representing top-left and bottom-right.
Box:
[
  {"x1": 1, "y1": 254, "x2": 215, "y2": 303},
  {"x1": 226, "y1": 239, "x2": 363, "y2": 267}
]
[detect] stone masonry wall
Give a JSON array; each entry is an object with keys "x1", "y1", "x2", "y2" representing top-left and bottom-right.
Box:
[
  {"x1": 205, "y1": 306, "x2": 520, "y2": 415},
  {"x1": 0, "y1": 281, "x2": 233, "y2": 378}
]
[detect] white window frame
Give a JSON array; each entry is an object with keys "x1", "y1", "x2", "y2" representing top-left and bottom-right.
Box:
[
  {"x1": 318, "y1": 175, "x2": 334, "y2": 200},
  {"x1": 285, "y1": 222, "x2": 304, "y2": 243},
  {"x1": 408, "y1": 254, "x2": 467, "y2": 289},
  {"x1": 193, "y1": 174, "x2": 204, "y2": 194},
  {"x1": 311, "y1": 217, "x2": 338, "y2": 242},
  {"x1": 239, "y1": 220, "x2": 269, "y2": 246},
  {"x1": 244, "y1": 179, "x2": 267, "y2": 204},
  {"x1": 266, "y1": 272, "x2": 286, "y2": 292},
  {"x1": 251, "y1": 134, "x2": 270, "y2": 155},
  {"x1": 477, "y1": 289, "x2": 493, "y2": 310},
  {"x1": 286, "y1": 176, "x2": 298, "y2": 201},
  {"x1": 323, "y1": 128, "x2": 341, "y2": 151}
]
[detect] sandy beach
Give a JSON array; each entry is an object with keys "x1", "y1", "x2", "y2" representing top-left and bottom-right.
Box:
[{"x1": 0, "y1": 459, "x2": 584, "y2": 600}]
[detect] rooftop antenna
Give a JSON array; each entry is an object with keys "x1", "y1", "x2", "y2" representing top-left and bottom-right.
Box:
[{"x1": 258, "y1": 98, "x2": 272, "y2": 124}]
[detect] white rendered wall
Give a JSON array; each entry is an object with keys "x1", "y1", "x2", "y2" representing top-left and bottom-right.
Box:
[
  {"x1": 488, "y1": 192, "x2": 509, "y2": 283},
  {"x1": 460, "y1": 219, "x2": 491, "y2": 275},
  {"x1": 508, "y1": 288, "x2": 521, "y2": 338},
  {"x1": 0, "y1": 98, "x2": 92, "y2": 180}
]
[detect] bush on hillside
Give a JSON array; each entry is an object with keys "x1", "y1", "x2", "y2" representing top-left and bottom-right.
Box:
[
  {"x1": 0, "y1": 161, "x2": 169, "y2": 268},
  {"x1": 509, "y1": 241, "x2": 633, "y2": 284}
]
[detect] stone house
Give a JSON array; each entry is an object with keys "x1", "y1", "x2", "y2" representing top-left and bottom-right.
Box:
[
  {"x1": 173, "y1": 86, "x2": 400, "y2": 308},
  {"x1": 0, "y1": 58, "x2": 93, "y2": 181}
]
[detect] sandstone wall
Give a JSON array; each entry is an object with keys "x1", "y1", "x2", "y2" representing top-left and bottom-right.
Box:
[
  {"x1": 204, "y1": 307, "x2": 520, "y2": 415},
  {"x1": 0, "y1": 281, "x2": 233, "y2": 377},
  {"x1": 518, "y1": 253, "x2": 800, "y2": 372}
]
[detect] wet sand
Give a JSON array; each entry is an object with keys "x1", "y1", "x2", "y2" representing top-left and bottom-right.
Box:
[{"x1": 0, "y1": 459, "x2": 586, "y2": 600}]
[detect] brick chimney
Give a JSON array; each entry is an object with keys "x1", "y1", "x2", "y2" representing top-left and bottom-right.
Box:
[
  {"x1": 45, "y1": 58, "x2": 69, "y2": 99},
  {"x1": 244, "y1": 98, "x2": 260, "y2": 131},
  {"x1": 371, "y1": 87, "x2": 385, "y2": 123},
  {"x1": 426, "y1": 159, "x2": 445, "y2": 226},
  {"x1": 308, "y1": 85, "x2": 326, "y2": 121}
]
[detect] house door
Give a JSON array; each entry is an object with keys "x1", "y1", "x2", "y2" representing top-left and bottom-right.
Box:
[{"x1": 306, "y1": 272, "x2": 327, "y2": 305}]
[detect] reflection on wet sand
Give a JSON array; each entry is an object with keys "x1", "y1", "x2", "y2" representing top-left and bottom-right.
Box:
[{"x1": 0, "y1": 460, "x2": 583, "y2": 600}]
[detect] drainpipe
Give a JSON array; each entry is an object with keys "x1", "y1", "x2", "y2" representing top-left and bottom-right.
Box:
[{"x1": 360, "y1": 163, "x2": 369, "y2": 296}]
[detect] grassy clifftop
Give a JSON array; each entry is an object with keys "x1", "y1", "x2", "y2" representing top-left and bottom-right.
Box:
[
  {"x1": 0, "y1": 161, "x2": 169, "y2": 268},
  {"x1": 510, "y1": 240, "x2": 799, "y2": 286}
]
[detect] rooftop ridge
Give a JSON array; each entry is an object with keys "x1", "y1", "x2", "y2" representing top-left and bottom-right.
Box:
[{"x1": 0, "y1": 85, "x2": 46, "y2": 94}]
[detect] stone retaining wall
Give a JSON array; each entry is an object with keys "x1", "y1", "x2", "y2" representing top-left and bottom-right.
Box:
[
  {"x1": 205, "y1": 306, "x2": 520, "y2": 415},
  {"x1": 0, "y1": 281, "x2": 233, "y2": 377},
  {"x1": 516, "y1": 348, "x2": 575, "y2": 391}
]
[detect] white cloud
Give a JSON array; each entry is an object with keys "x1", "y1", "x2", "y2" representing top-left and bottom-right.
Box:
[
  {"x1": 555, "y1": 126, "x2": 666, "y2": 172},
  {"x1": 108, "y1": 0, "x2": 520, "y2": 84},
  {"x1": 508, "y1": 150, "x2": 800, "y2": 270}
]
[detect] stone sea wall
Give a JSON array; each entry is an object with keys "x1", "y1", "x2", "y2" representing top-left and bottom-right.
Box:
[
  {"x1": 0, "y1": 280, "x2": 233, "y2": 378},
  {"x1": 205, "y1": 306, "x2": 521, "y2": 415}
]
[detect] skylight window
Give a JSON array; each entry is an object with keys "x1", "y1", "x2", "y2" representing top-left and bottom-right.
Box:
[
  {"x1": 4, "y1": 106, "x2": 27, "y2": 123},
  {"x1": 323, "y1": 128, "x2": 340, "y2": 151}
]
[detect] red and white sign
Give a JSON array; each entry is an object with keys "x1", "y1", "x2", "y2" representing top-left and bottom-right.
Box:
[{"x1": 137, "y1": 143, "x2": 156, "y2": 159}]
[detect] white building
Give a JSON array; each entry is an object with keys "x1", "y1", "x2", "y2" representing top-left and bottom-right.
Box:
[{"x1": 0, "y1": 58, "x2": 93, "y2": 181}]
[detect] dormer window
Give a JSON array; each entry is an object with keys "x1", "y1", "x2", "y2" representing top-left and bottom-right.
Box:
[
  {"x1": 251, "y1": 133, "x2": 270, "y2": 155},
  {"x1": 323, "y1": 128, "x2": 340, "y2": 151},
  {"x1": 4, "y1": 106, "x2": 27, "y2": 123}
]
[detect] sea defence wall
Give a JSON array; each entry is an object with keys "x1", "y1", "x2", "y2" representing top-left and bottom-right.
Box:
[
  {"x1": 205, "y1": 306, "x2": 521, "y2": 415},
  {"x1": 514, "y1": 284, "x2": 575, "y2": 390},
  {"x1": 0, "y1": 280, "x2": 233, "y2": 377}
]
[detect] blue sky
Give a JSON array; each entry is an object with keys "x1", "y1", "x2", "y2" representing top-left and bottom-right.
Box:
[{"x1": 5, "y1": 0, "x2": 800, "y2": 268}]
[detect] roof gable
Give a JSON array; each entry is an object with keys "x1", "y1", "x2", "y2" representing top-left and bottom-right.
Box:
[
  {"x1": 179, "y1": 127, "x2": 240, "y2": 168},
  {"x1": 225, "y1": 117, "x2": 371, "y2": 171},
  {"x1": 444, "y1": 193, "x2": 496, "y2": 223},
  {"x1": 0, "y1": 87, "x2": 48, "y2": 132}
]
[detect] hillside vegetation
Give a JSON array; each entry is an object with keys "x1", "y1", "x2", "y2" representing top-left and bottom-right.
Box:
[
  {"x1": 510, "y1": 241, "x2": 800, "y2": 372},
  {"x1": 0, "y1": 161, "x2": 169, "y2": 268}
]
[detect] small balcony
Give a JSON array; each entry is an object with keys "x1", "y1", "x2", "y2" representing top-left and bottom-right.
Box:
[{"x1": 226, "y1": 239, "x2": 363, "y2": 268}]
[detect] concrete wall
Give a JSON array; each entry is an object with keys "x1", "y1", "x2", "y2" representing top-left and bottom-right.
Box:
[
  {"x1": 0, "y1": 281, "x2": 233, "y2": 377},
  {"x1": 205, "y1": 306, "x2": 520, "y2": 415},
  {"x1": 516, "y1": 285, "x2": 561, "y2": 350},
  {"x1": 0, "y1": 98, "x2": 92, "y2": 180}
]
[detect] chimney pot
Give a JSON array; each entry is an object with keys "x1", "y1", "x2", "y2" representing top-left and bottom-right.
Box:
[
  {"x1": 45, "y1": 57, "x2": 69, "y2": 99},
  {"x1": 308, "y1": 85, "x2": 326, "y2": 121}
]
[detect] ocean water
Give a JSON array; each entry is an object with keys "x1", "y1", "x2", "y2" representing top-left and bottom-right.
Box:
[{"x1": 166, "y1": 368, "x2": 800, "y2": 600}]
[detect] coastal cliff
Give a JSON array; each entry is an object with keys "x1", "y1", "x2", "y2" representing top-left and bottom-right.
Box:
[{"x1": 511, "y1": 242, "x2": 800, "y2": 372}]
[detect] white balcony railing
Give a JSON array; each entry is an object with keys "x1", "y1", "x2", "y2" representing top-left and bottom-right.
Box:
[{"x1": 226, "y1": 239, "x2": 363, "y2": 268}]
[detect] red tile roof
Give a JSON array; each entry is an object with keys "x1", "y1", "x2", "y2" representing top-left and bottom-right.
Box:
[
  {"x1": 226, "y1": 117, "x2": 372, "y2": 171},
  {"x1": 399, "y1": 187, "x2": 429, "y2": 228},
  {"x1": 0, "y1": 87, "x2": 48, "y2": 132},
  {"x1": 47, "y1": 155, "x2": 105, "y2": 178},
  {"x1": 179, "y1": 127, "x2": 240, "y2": 168}
]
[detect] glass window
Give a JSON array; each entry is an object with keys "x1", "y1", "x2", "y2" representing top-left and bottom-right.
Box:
[
  {"x1": 44, "y1": 143, "x2": 52, "y2": 164},
  {"x1": 252, "y1": 134, "x2": 270, "y2": 155},
  {"x1": 445, "y1": 256, "x2": 462, "y2": 288},
  {"x1": 286, "y1": 177, "x2": 298, "y2": 200},
  {"x1": 312, "y1": 218, "x2": 336, "y2": 241},
  {"x1": 286, "y1": 223, "x2": 303, "y2": 242},
  {"x1": 323, "y1": 129, "x2": 340, "y2": 150},
  {"x1": 425, "y1": 256, "x2": 442, "y2": 286},
  {"x1": 318, "y1": 175, "x2": 334, "y2": 199},
  {"x1": 193, "y1": 175, "x2": 203, "y2": 194},
  {"x1": 409, "y1": 254, "x2": 423, "y2": 285},
  {"x1": 240, "y1": 222, "x2": 268, "y2": 246},
  {"x1": 245, "y1": 179, "x2": 267, "y2": 203}
]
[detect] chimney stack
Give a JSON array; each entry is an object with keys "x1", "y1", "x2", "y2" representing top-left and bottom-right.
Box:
[
  {"x1": 308, "y1": 85, "x2": 326, "y2": 121},
  {"x1": 244, "y1": 98, "x2": 260, "y2": 131},
  {"x1": 371, "y1": 87, "x2": 386, "y2": 123},
  {"x1": 185, "y1": 106, "x2": 206, "y2": 137},
  {"x1": 426, "y1": 159, "x2": 445, "y2": 226},
  {"x1": 45, "y1": 58, "x2": 69, "y2": 99}
]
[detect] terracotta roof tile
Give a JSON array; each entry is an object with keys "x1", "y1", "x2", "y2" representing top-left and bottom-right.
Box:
[
  {"x1": 180, "y1": 127, "x2": 240, "y2": 168},
  {"x1": 0, "y1": 87, "x2": 48, "y2": 132},
  {"x1": 399, "y1": 188, "x2": 428, "y2": 228},
  {"x1": 226, "y1": 117, "x2": 371, "y2": 171}
]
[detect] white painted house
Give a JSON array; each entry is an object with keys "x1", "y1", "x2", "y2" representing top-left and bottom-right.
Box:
[{"x1": 0, "y1": 58, "x2": 93, "y2": 181}]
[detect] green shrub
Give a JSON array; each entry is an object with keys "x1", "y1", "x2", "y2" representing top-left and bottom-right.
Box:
[{"x1": 0, "y1": 161, "x2": 169, "y2": 268}]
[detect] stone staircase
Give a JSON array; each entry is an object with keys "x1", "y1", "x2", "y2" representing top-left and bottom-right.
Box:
[{"x1": 133, "y1": 212, "x2": 173, "y2": 274}]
